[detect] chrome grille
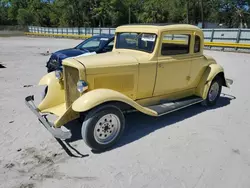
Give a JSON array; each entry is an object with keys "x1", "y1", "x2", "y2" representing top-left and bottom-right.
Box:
[{"x1": 63, "y1": 66, "x2": 80, "y2": 108}]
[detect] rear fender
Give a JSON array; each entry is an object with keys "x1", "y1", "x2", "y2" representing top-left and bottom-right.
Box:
[
  {"x1": 195, "y1": 64, "x2": 228, "y2": 99},
  {"x1": 38, "y1": 72, "x2": 65, "y2": 111},
  {"x1": 72, "y1": 89, "x2": 157, "y2": 116}
]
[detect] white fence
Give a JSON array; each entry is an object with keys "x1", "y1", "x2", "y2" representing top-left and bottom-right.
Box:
[
  {"x1": 28, "y1": 26, "x2": 116, "y2": 36},
  {"x1": 28, "y1": 26, "x2": 250, "y2": 44}
]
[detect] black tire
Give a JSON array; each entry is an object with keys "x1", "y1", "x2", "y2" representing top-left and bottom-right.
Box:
[
  {"x1": 202, "y1": 76, "x2": 222, "y2": 107},
  {"x1": 81, "y1": 104, "x2": 125, "y2": 152}
]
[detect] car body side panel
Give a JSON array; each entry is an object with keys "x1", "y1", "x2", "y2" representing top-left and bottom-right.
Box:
[
  {"x1": 87, "y1": 69, "x2": 138, "y2": 100},
  {"x1": 195, "y1": 63, "x2": 227, "y2": 99},
  {"x1": 188, "y1": 55, "x2": 210, "y2": 88},
  {"x1": 154, "y1": 56, "x2": 191, "y2": 96},
  {"x1": 72, "y1": 89, "x2": 158, "y2": 116},
  {"x1": 136, "y1": 61, "x2": 158, "y2": 99}
]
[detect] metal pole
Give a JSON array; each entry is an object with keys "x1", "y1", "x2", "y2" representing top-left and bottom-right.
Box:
[
  {"x1": 210, "y1": 29, "x2": 215, "y2": 49},
  {"x1": 210, "y1": 29, "x2": 215, "y2": 42},
  {"x1": 236, "y1": 29, "x2": 242, "y2": 51},
  {"x1": 129, "y1": 6, "x2": 131, "y2": 24}
]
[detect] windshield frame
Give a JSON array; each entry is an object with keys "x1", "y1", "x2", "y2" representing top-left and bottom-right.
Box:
[
  {"x1": 115, "y1": 32, "x2": 157, "y2": 53},
  {"x1": 75, "y1": 36, "x2": 111, "y2": 52}
]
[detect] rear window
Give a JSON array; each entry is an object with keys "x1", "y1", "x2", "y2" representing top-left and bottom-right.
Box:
[
  {"x1": 161, "y1": 34, "x2": 190, "y2": 55},
  {"x1": 194, "y1": 35, "x2": 201, "y2": 53}
]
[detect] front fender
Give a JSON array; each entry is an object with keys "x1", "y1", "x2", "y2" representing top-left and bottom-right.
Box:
[
  {"x1": 195, "y1": 64, "x2": 227, "y2": 99},
  {"x1": 38, "y1": 72, "x2": 65, "y2": 111},
  {"x1": 72, "y1": 89, "x2": 157, "y2": 116}
]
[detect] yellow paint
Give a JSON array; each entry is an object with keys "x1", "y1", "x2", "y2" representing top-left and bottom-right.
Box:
[
  {"x1": 195, "y1": 64, "x2": 227, "y2": 99},
  {"x1": 38, "y1": 72, "x2": 65, "y2": 111},
  {"x1": 72, "y1": 89, "x2": 158, "y2": 116},
  {"x1": 136, "y1": 88, "x2": 196, "y2": 107},
  {"x1": 54, "y1": 105, "x2": 79, "y2": 128},
  {"x1": 30, "y1": 24, "x2": 231, "y2": 128},
  {"x1": 205, "y1": 41, "x2": 250, "y2": 48},
  {"x1": 62, "y1": 58, "x2": 86, "y2": 80}
]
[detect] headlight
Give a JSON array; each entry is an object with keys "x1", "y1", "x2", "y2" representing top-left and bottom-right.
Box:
[
  {"x1": 55, "y1": 69, "x2": 63, "y2": 80},
  {"x1": 77, "y1": 80, "x2": 88, "y2": 93}
]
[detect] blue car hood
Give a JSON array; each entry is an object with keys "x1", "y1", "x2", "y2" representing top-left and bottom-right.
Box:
[{"x1": 50, "y1": 48, "x2": 88, "y2": 63}]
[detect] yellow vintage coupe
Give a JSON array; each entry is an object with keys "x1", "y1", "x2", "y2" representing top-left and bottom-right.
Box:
[{"x1": 25, "y1": 24, "x2": 233, "y2": 151}]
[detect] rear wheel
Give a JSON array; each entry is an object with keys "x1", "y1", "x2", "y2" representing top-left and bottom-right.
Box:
[
  {"x1": 202, "y1": 76, "x2": 222, "y2": 106},
  {"x1": 81, "y1": 105, "x2": 125, "y2": 152}
]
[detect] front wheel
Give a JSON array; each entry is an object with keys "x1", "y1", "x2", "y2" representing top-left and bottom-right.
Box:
[
  {"x1": 81, "y1": 105, "x2": 125, "y2": 152},
  {"x1": 202, "y1": 76, "x2": 222, "y2": 106}
]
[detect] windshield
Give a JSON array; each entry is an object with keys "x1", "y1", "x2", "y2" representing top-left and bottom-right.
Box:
[
  {"x1": 75, "y1": 37, "x2": 110, "y2": 52},
  {"x1": 115, "y1": 32, "x2": 157, "y2": 53}
]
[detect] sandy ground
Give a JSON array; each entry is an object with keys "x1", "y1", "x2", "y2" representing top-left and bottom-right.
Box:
[{"x1": 0, "y1": 36, "x2": 250, "y2": 188}]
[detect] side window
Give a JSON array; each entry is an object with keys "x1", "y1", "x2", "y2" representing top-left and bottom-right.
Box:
[
  {"x1": 107, "y1": 40, "x2": 114, "y2": 48},
  {"x1": 161, "y1": 34, "x2": 190, "y2": 55},
  {"x1": 194, "y1": 35, "x2": 201, "y2": 53},
  {"x1": 80, "y1": 38, "x2": 101, "y2": 48},
  {"x1": 103, "y1": 40, "x2": 114, "y2": 52}
]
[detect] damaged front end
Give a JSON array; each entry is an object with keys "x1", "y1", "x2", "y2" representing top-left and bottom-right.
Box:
[{"x1": 25, "y1": 58, "x2": 85, "y2": 140}]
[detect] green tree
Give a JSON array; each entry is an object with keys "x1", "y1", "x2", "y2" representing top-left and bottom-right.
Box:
[{"x1": 16, "y1": 8, "x2": 33, "y2": 25}]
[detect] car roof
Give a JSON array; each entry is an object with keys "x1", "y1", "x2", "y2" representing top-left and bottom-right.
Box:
[{"x1": 116, "y1": 24, "x2": 203, "y2": 35}]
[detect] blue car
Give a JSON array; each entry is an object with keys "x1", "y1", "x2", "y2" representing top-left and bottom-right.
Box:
[{"x1": 46, "y1": 34, "x2": 114, "y2": 72}]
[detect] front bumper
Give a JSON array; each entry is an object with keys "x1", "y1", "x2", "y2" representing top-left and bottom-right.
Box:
[{"x1": 25, "y1": 95, "x2": 72, "y2": 140}]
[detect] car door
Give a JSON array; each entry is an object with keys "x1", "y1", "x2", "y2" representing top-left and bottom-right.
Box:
[
  {"x1": 153, "y1": 31, "x2": 192, "y2": 96},
  {"x1": 187, "y1": 34, "x2": 210, "y2": 88}
]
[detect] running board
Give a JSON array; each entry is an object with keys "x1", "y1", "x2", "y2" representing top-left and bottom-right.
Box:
[{"x1": 147, "y1": 96, "x2": 204, "y2": 116}]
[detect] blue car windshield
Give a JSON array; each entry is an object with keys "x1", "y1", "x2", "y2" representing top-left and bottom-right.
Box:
[
  {"x1": 76, "y1": 37, "x2": 110, "y2": 52},
  {"x1": 115, "y1": 32, "x2": 157, "y2": 53}
]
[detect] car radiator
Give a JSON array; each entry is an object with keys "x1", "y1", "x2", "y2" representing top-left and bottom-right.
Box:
[{"x1": 63, "y1": 66, "x2": 80, "y2": 108}]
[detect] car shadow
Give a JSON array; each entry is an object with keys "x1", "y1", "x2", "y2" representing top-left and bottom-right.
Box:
[
  {"x1": 114, "y1": 94, "x2": 234, "y2": 151},
  {"x1": 63, "y1": 94, "x2": 235, "y2": 155}
]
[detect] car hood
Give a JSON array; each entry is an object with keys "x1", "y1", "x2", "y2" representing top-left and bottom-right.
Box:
[
  {"x1": 74, "y1": 51, "x2": 150, "y2": 67},
  {"x1": 50, "y1": 48, "x2": 88, "y2": 62},
  {"x1": 71, "y1": 51, "x2": 149, "y2": 74},
  {"x1": 73, "y1": 51, "x2": 146, "y2": 74}
]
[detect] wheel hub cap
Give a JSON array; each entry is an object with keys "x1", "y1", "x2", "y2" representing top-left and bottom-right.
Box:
[
  {"x1": 209, "y1": 82, "x2": 220, "y2": 102},
  {"x1": 94, "y1": 114, "x2": 121, "y2": 145}
]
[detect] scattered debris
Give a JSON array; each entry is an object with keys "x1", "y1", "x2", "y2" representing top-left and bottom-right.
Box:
[
  {"x1": 23, "y1": 85, "x2": 33, "y2": 88},
  {"x1": 4, "y1": 162, "x2": 15, "y2": 169},
  {"x1": 9, "y1": 120, "x2": 14, "y2": 124},
  {"x1": 232, "y1": 149, "x2": 240, "y2": 155},
  {"x1": 40, "y1": 49, "x2": 51, "y2": 56},
  {"x1": 53, "y1": 153, "x2": 58, "y2": 157}
]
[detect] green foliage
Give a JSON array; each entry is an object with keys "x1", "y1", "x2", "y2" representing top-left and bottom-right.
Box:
[
  {"x1": 17, "y1": 8, "x2": 33, "y2": 25},
  {"x1": 0, "y1": 0, "x2": 9, "y2": 24},
  {"x1": 0, "y1": 0, "x2": 250, "y2": 28}
]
